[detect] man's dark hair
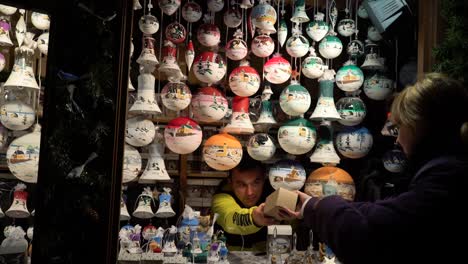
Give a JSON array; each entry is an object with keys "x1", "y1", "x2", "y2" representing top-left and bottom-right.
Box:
[{"x1": 230, "y1": 152, "x2": 266, "y2": 178}]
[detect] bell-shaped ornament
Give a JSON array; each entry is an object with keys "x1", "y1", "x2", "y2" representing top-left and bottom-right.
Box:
[
  {"x1": 139, "y1": 128, "x2": 171, "y2": 183},
  {"x1": 4, "y1": 47, "x2": 39, "y2": 89},
  {"x1": 264, "y1": 53, "x2": 292, "y2": 84},
  {"x1": 309, "y1": 121, "x2": 340, "y2": 166},
  {"x1": 128, "y1": 76, "x2": 135, "y2": 91},
  {"x1": 306, "y1": 12, "x2": 329, "y2": 42},
  {"x1": 0, "y1": 16, "x2": 13, "y2": 46},
  {"x1": 0, "y1": 5, "x2": 17, "y2": 15},
  {"x1": 133, "y1": 0, "x2": 142, "y2": 10},
  {"x1": 164, "y1": 117, "x2": 203, "y2": 154},
  {"x1": 305, "y1": 167, "x2": 355, "y2": 201},
  {"x1": 277, "y1": 118, "x2": 316, "y2": 155},
  {"x1": 279, "y1": 79, "x2": 311, "y2": 117},
  {"x1": 337, "y1": 18, "x2": 356, "y2": 37},
  {"x1": 335, "y1": 126, "x2": 373, "y2": 159},
  {"x1": 363, "y1": 72, "x2": 394, "y2": 101},
  {"x1": 197, "y1": 16, "x2": 221, "y2": 47},
  {"x1": 203, "y1": 133, "x2": 243, "y2": 171},
  {"x1": 310, "y1": 69, "x2": 341, "y2": 121},
  {"x1": 182, "y1": 2, "x2": 202, "y2": 23},
  {"x1": 120, "y1": 195, "x2": 131, "y2": 221},
  {"x1": 191, "y1": 86, "x2": 228, "y2": 123},
  {"x1": 125, "y1": 116, "x2": 156, "y2": 147},
  {"x1": 255, "y1": 84, "x2": 277, "y2": 126},
  {"x1": 291, "y1": 0, "x2": 310, "y2": 23},
  {"x1": 302, "y1": 47, "x2": 324, "y2": 79},
  {"x1": 318, "y1": 34, "x2": 343, "y2": 59},
  {"x1": 165, "y1": 22, "x2": 186, "y2": 44},
  {"x1": 336, "y1": 92, "x2": 367, "y2": 126},
  {"x1": 133, "y1": 187, "x2": 155, "y2": 219},
  {"x1": 6, "y1": 124, "x2": 41, "y2": 183},
  {"x1": 226, "y1": 29, "x2": 248, "y2": 61},
  {"x1": 251, "y1": 34, "x2": 275, "y2": 58},
  {"x1": 15, "y1": 14, "x2": 26, "y2": 47},
  {"x1": 278, "y1": 18, "x2": 288, "y2": 48},
  {"x1": 286, "y1": 24, "x2": 310, "y2": 58},
  {"x1": 6, "y1": 183, "x2": 30, "y2": 218},
  {"x1": 361, "y1": 52, "x2": 385, "y2": 71},
  {"x1": 336, "y1": 60, "x2": 364, "y2": 92},
  {"x1": 269, "y1": 159, "x2": 307, "y2": 191},
  {"x1": 251, "y1": 0, "x2": 277, "y2": 34},
  {"x1": 155, "y1": 187, "x2": 176, "y2": 218},
  {"x1": 162, "y1": 225, "x2": 178, "y2": 254},
  {"x1": 158, "y1": 40, "x2": 183, "y2": 81},
  {"x1": 193, "y1": 51, "x2": 226, "y2": 85},
  {"x1": 222, "y1": 96, "x2": 254, "y2": 134},
  {"x1": 229, "y1": 60, "x2": 260, "y2": 97},
  {"x1": 159, "y1": 0, "x2": 181, "y2": 16},
  {"x1": 185, "y1": 40, "x2": 195, "y2": 72},
  {"x1": 240, "y1": 0, "x2": 254, "y2": 9},
  {"x1": 161, "y1": 81, "x2": 191, "y2": 111},
  {"x1": 139, "y1": 13, "x2": 159, "y2": 35},
  {"x1": 122, "y1": 144, "x2": 142, "y2": 183},
  {"x1": 224, "y1": 6, "x2": 242, "y2": 28},
  {"x1": 207, "y1": 0, "x2": 224, "y2": 13},
  {"x1": 136, "y1": 36, "x2": 159, "y2": 68},
  {"x1": 247, "y1": 133, "x2": 276, "y2": 161},
  {"x1": 0, "y1": 99, "x2": 35, "y2": 131},
  {"x1": 129, "y1": 73, "x2": 162, "y2": 114}
]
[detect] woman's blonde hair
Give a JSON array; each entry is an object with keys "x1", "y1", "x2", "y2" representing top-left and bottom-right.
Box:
[{"x1": 391, "y1": 73, "x2": 468, "y2": 147}]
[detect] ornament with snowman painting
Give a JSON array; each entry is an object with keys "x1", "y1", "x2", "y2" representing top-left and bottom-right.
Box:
[
  {"x1": 122, "y1": 144, "x2": 142, "y2": 183},
  {"x1": 193, "y1": 52, "x2": 226, "y2": 85},
  {"x1": 226, "y1": 30, "x2": 248, "y2": 61},
  {"x1": 269, "y1": 159, "x2": 306, "y2": 191},
  {"x1": 224, "y1": 5, "x2": 242, "y2": 28},
  {"x1": 383, "y1": 148, "x2": 407, "y2": 173},
  {"x1": 164, "y1": 117, "x2": 202, "y2": 155},
  {"x1": 251, "y1": 34, "x2": 275, "y2": 58},
  {"x1": 306, "y1": 12, "x2": 329, "y2": 42},
  {"x1": 161, "y1": 81, "x2": 192, "y2": 111},
  {"x1": 264, "y1": 53, "x2": 292, "y2": 84},
  {"x1": 247, "y1": 133, "x2": 276, "y2": 161},
  {"x1": 277, "y1": 118, "x2": 316, "y2": 155},
  {"x1": 319, "y1": 34, "x2": 343, "y2": 59},
  {"x1": 203, "y1": 133, "x2": 243, "y2": 171},
  {"x1": 305, "y1": 166, "x2": 355, "y2": 201},
  {"x1": 286, "y1": 24, "x2": 310, "y2": 58},
  {"x1": 7, "y1": 124, "x2": 41, "y2": 183},
  {"x1": 335, "y1": 126, "x2": 373, "y2": 159},
  {"x1": 182, "y1": 1, "x2": 202, "y2": 23},
  {"x1": 302, "y1": 47, "x2": 325, "y2": 79},
  {"x1": 229, "y1": 60, "x2": 260, "y2": 97},
  {"x1": 336, "y1": 93, "x2": 367, "y2": 126},
  {"x1": 335, "y1": 60, "x2": 364, "y2": 92},
  {"x1": 279, "y1": 80, "x2": 311, "y2": 117},
  {"x1": 191, "y1": 86, "x2": 228, "y2": 123},
  {"x1": 363, "y1": 73, "x2": 394, "y2": 100},
  {"x1": 197, "y1": 15, "x2": 221, "y2": 48}
]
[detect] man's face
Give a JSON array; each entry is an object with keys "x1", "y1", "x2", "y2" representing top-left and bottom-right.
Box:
[{"x1": 230, "y1": 168, "x2": 264, "y2": 208}]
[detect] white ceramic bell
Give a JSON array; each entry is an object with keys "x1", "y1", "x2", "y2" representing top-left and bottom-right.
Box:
[
  {"x1": 182, "y1": 2, "x2": 202, "y2": 23},
  {"x1": 6, "y1": 124, "x2": 41, "y2": 183},
  {"x1": 222, "y1": 96, "x2": 254, "y2": 134},
  {"x1": 0, "y1": 5, "x2": 16, "y2": 15},
  {"x1": 256, "y1": 85, "x2": 277, "y2": 126},
  {"x1": 247, "y1": 133, "x2": 276, "y2": 161},
  {"x1": 203, "y1": 133, "x2": 243, "y2": 171},
  {"x1": 228, "y1": 59, "x2": 260, "y2": 97},
  {"x1": 158, "y1": 40, "x2": 183, "y2": 80},
  {"x1": 0, "y1": 16, "x2": 13, "y2": 46},
  {"x1": 336, "y1": 94, "x2": 367, "y2": 126},
  {"x1": 361, "y1": 52, "x2": 385, "y2": 71},
  {"x1": 318, "y1": 35, "x2": 343, "y2": 59},
  {"x1": 335, "y1": 126, "x2": 373, "y2": 159},
  {"x1": 263, "y1": 53, "x2": 292, "y2": 84},
  {"x1": 302, "y1": 47, "x2": 325, "y2": 79},
  {"x1": 277, "y1": 118, "x2": 316, "y2": 155},
  {"x1": 136, "y1": 36, "x2": 159, "y2": 68},
  {"x1": 278, "y1": 18, "x2": 288, "y2": 48},
  {"x1": 269, "y1": 159, "x2": 307, "y2": 191},
  {"x1": 185, "y1": 40, "x2": 195, "y2": 72},
  {"x1": 251, "y1": 0, "x2": 277, "y2": 34},
  {"x1": 226, "y1": 30, "x2": 248, "y2": 61},
  {"x1": 279, "y1": 80, "x2": 311, "y2": 117},
  {"x1": 129, "y1": 73, "x2": 162, "y2": 114},
  {"x1": 133, "y1": 188, "x2": 155, "y2": 219},
  {"x1": 309, "y1": 121, "x2": 340, "y2": 165},
  {"x1": 139, "y1": 14, "x2": 159, "y2": 35},
  {"x1": 161, "y1": 81, "x2": 191, "y2": 111},
  {"x1": 164, "y1": 117, "x2": 203, "y2": 155},
  {"x1": 251, "y1": 34, "x2": 275, "y2": 58},
  {"x1": 224, "y1": 6, "x2": 242, "y2": 28},
  {"x1": 191, "y1": 86, "x2": 228, "y2": 123},
  {"x1": 363, "y1": 73, "x2": 394, "y2": 101},
  {"x1": 306, "y1": 13, "x2": 329, "y2": 42},
  {"x1": 193, "y1": 51, "x2": 226, "y2": 85},
  {"x1": 240, "y1": 0, "x2": 254, "y2": 9},
  {"x1": 125, "y1": 116, "x2": 156, "y2": 147},
  {"x1": 336, "y1": 60, "x2": 364, "y2": 92},
  {"x1": 15, "y1": 14, "x2": 26, "y2": 47},
  {"x1": 37, "y1": 32, "x2": 49, "y2": 56},
  {"x1": 4, "y1": 47, "x2": 39, "y2": 89},
  {"x1": 291, "y1": 0, "x2": 310, "y2": 24},
  {"x1": 207, "y1": 0, "x2": 224, "y2": 13},
  {"x1": 286, "y1": 24, "x2": 310, "y2": 58},
  {"x1": 6, "y1": 183, "x2": 30, "y2": 218},
  {"x1": 133, "y1": 0, "x2": 142, "y2": 10},
  {"x1": 337, "y1": 18, "x2": 356, "y2": 37},
  {"x1": 122, "y1": 144, "x2": 142, "y2": 183},
  {"x1": 139, "y1": 128, "x2": 171, "y2": 183},
  {"x1": 120, "y1": 195, "x2": 131, "y2": 221},
  {"x1": 0, "y1": 100, "x2": 35, "y2": 131},
  {"x1": 310, "y1": 69, "x2": 341, "y2": 121},
  {"x1": 165, "y1": 22, "x2": 186, "y2": 44},
  {"x1": 155, "y1": 188, "x2": 176, "y2": 218},
  {"x1": 159, "y1": 0, "x2": 181, "y2": 16}
]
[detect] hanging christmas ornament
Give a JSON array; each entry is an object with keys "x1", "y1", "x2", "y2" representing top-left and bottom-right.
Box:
[
  {"x1": 120, "y1": 195, "x2": 131, "y2": 221},
  {"x1": 207, "y1": 0, "x2": 224, "y2": 13},
  {"x1": 6, "y1": 183, "x2": 30, "y2": 218},
  {"x1": 335, "y1": 126, "x2": 373, "y2": 159},
  {"x1": 158, "y1": 0, "x2": 181, "y2": 16},
  {"x1": 165, "y1": 22, "x2": 186, "y2": 44},
  {"x1": 136, "y1": 36, "x2": 159, "y2": 68},
  {"x1": 335, "y1": 60, "x2": 364, "y2": 92},
  {"x1": 278, "y1": 18, "x2": 288, "y2": 48},
  {"x1": 309, "y1": 121, "x2": 341, "y2": 165},
  {"x1": 185, "y1": 40, "x2": 195, "y2": 72},
  {"x1": 15, "y1": 11, "x2": 26, "y2": 47},
  {"x1": 363, "y1": 73, "x2": 394, "y2": 101},
  {"x1": 224, "y1": 5, "x2": 242, "y2": 28},
  {"x1": 129, "y1": 73, "x2": 162, "y2": 114},
  {"x1": 164, "y1": 117, "x2": 203, "y2": 154},
  {"x1": 125, "y1": 116, "x2": 156, "y2": 147},
  {"x1": 133, "y1": 0, "x2": 143, "y2": 10},
  {"x1": 191, "y1": 86, "x2": 228, "y2": 123},
  {"x1": 0, "y1": 124, "x2": 7, "y2": 148},
  {"x1": 182, "y1": 1, "x2": 202, "y2": 23},
  {"x1": 161, "y1": 81, "x2": 192, "y2": 111},
  {"x1": 357, "y1": 3, "x2": 369, "y2": 19},
  {"x1": 247, "y1": 133, "x2": 276, "y2": 161},
  {"x1": 306, "y1": 12, "x2": 329, "y2": 42},
  {"x1": 318, "y1": 35, "x2": 343, "y2": 59},
  {"x1": 0, "y1": 53, "x2": 5, "y2": 72},
  {"x1": 286, "y1": 24, "x2": 310, "y2": 58},
  {"x1": 139, "y1": 13, "x2": 159, "y2": 35},
  {"x1": 122, "y1": 144, "x2": 142, "y2": 183},
  {"x1": 336, "y1": 93, "x2": 367, "y2": 126},
  {"x1": 6, "y1": 124, "x2": 41, "y2": 183},
  {"x1": 197, "y1": 14, "x2": 221, "y2": 47},
  {"x1": 337, "y1": 18, "x2": 355, "y2": 37},
  {"x1": 264, "y1": 53, "x2": 292, "y2": 84},
  {"x1": 193, "y1": 51, "x2": 226, "y2": 85},
  {"x1": 251, "y1": 33, "x2": 275, "y2": 58},
  {"x1": 347, "y1": 39, "x2": 365, "y2": 58},
  {"x1": 381, "y1": 112, "x2": 399, "y2": 137},
  {"x1": 279, "y1": 80, "x2": 311, "y2": 117},
  {"x1": 277, "y1": 118, "x2": 316, "y2": 155},
  {"x1": 0, "y1": 16, "x2": 13, "y2": 46},
  {"x1": 4, "y1": 46, "x2": 40, "y2": 89},
  {"x1": 222, "y1": 96, "x2": 255, "y2": 134},
  {"x1": 302, "y1": 47, "x2": 325, "y2": 79},
  {"x1": 139, "y1": 127, "x2": 171, "y2": 183},
  {"x1": 269, "y1": 159, "x2": 306, "y2": 191},
  {"x1": 142, "y1": 224, "x2": 158, "y2": 241},
  {"x1": 133, "y1": 187, "x2": 155, "y2": 219},
  {"x1": 310, "y1": 68, "x2": 341, "y2": 121},
  {"x1": 250, "y1": 0, "x2": 277, "y2": 34},
  {"x1": 37, "y1": 32, "x2": 49, "y2": 56},
  {"x1": 203, "y1": 133, "x2": 243, "y2": 171},
  {"x1": 305, "y1": 167, "x2": 355, "y2": 201},
  {"x1": 240, "y1": 0, "x2": 254, "y2": 9},
  {"x1": 0, "y1": 100, "x2": 35, "y2": 131},
  {"x1": 255, "y1": 83, "x2": 277, "y2": 126},
  {"x1": 228, "y1": 59, "x2": 260, "y2": 97},
  {"x1": 383, "y1": 148, "x2": 407, "y2": 173},
  {"x1": 367, "y1": 26, "x2": 382, "y2": 42},
  {"x1": 158, "y1": 40, "x2": 183, "y2": 80},
  {"x1": 226, "y1": 29, "x2": 248, "y2": 61},
  {"x1": 155, "y1": 187, "x2": 176, "y2": 218},
  {"x1": 291, "y1": 0, "x2": 310, "y2": 23},
  {"x1": 0, "y1": 4, "x2": 16, "y2": 15}
]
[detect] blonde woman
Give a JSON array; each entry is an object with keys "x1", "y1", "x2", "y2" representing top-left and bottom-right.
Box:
[{"x1": 280, "y1": 73, "x2": 468, "y2": 264}]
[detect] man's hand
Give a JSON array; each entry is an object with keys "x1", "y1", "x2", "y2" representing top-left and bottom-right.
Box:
[
  {"x1": 278, "y1": 191, "x2": 313, "y2": 220},
  {"x1": 252, "y1": 203, "x2": 279, "y2": 226}
]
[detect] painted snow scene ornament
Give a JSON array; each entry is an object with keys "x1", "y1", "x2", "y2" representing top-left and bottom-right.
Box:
[
  {"x1": 226, "y1": 30, "x2": 248, "y2": 61},
  {"x1": 279, "y1": 80, "x2": 311, "y2": 117},
  {"x1": 122, "y1": 144, "x2": 142, "y2": 183},
  {"x1": 337, "y1": 18, "x2": 355, "y2": 37},
  {"x1": 250, "y1": 0, "x2": 277, "y2": 35},
  {"x1": 161, "y1": 81, "x2": 192, "y2": 111},
  {"x1": 7, "y1": 124, "x2": 41, "y2": 183},
  {"x1": 302, "y1": 47, "x2": 325, "y2": 79},
  {"x1": 335, "y1": 60, "x2": 364, "y2": 92},
  {"x1": 182, "y1": 2, "x2": 202, "y2": 23},
  {"x1": 37, "y1": 32, "x2": 49, "y2": 56},
  {"x1": 165, "y1": 22, "x2": 186, "y2": 44},
  {"x1": 336, "y1": 95, "x2": 367, "y2": 126},
  {"x1": 251, "y1": 34, "x2": 275, "y2": 58},
  {"x1": 306, "y1": 12, "x2": 329, "y2": 42},
  {"x1": 0, "y1": 100, "x2": 35, "y2": 131},
  {"x1": 247, "y1": 133, "x2": 276, "y2": 161},
  {"x1": 125, "y1": 116, "x2": 156, "y2": 147},
  {"x1": 319, "y1": 35, "x2": 343, "y2": 59},
  {"x1": 193, "y1": 52, "x2": 226, "y2": 85},
  {"x1": 367, "y1": 26, "x2": 383, "y2": 42},
  {"x1": 336, "y1": 126, "x2": 373, "y2": 159},
  {"x1": 277, "y1": 118, "x2": 316, "y2": 155},
  {"x1": 203, "y1": 133, "x2": 243, "y2": 171},
  {"x1": 164, "y1": 117, "x2": 202, "y2": 155},
  {"x1": 383, "y1": 148, "x2": 407, "y2": 173},
  {"x1": 31, "y1": 12, "x2": 50, "y2": 30},
  {"x1": 197, "y1": 15, "x2": 221, "y2": 47},
  {"x1": 269, "y1": 159, "x2": 306, "y2": 191},
  {"x1": 224, "y1": 6, "x2": 242, "y2": 28},
  {"x1": 264, "y1": 53, "x2": 292, "y2": 84},
  {"x1": 363, "y1": 73, "x2": 394, "y2": 100},
  {"x1": 347, "y1": 39, "x2": 365, "y2": 58},
  {"x1": 305, "y1": 167, "x2": 355, "y2": 201},
  {"x1": 286, "y1": 24, "x2": 310, "y2": 58},
  {"x1": 139, "y1": 14, "x2": 159, "y2": 35},
  {"x1": 191, "y1": 86, "x2": 228, "y2": 123},
  {"x1": 159, "y1": 0, "x2": 181, "y2": 16},
  {"x1": 229, "y1": 60, "x2": 260, "y2": 97},
  {"x1": 207, "y1": 0, "x2": 224, "y2": 13}
]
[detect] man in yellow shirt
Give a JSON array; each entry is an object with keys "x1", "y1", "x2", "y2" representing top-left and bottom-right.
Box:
[{"x1": 212, "y1": 155, "x2": 278, "y2": 251}]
